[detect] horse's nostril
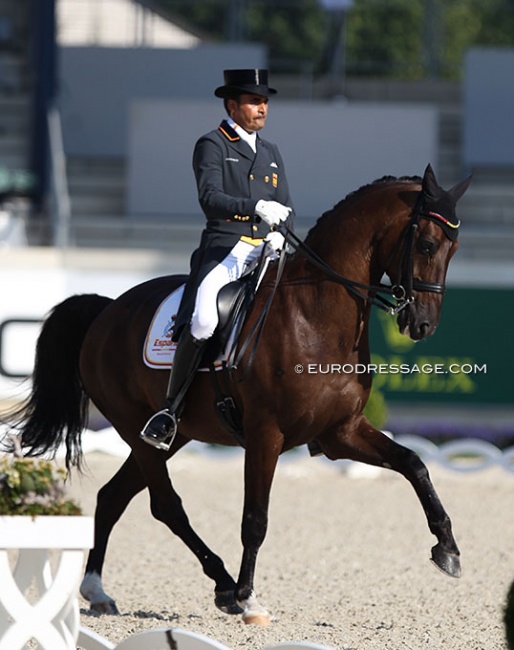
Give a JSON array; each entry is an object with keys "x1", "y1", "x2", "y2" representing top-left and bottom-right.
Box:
[{"x1": 420, "y1": 322, "x2": 430, "y2": 337}]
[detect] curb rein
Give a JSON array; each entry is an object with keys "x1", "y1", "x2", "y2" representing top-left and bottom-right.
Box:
[
  {"x1": 225, "y1": 193, "x2": 449, "y2": 378},
  {"x1": 278, "y1": 193, "x2": 447, "y2": 316},
  {"x1": 212, "y1": 193, "x2": 450, "y2": 435}
]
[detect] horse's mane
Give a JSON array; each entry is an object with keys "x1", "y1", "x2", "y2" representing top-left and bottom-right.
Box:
[{"x1": 307, "y1": 174, "x2": 423, "y2": 237}]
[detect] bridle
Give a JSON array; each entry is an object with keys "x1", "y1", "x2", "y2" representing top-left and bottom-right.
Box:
[
  {"x1": 278, "y1": 192, "x2": 458, "y2": 315},
  {"x1": 227, "y1": 192, "x2": 460, "y2": 370},
  {"x1": 388, "y1": 193, "x2": 453, "y2": 305},
  {"x1": 229, "y1": 192, "x2": 458, "y2": 373}
]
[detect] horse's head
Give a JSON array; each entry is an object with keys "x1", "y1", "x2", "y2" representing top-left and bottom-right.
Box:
[{"x1": 388, "y1": 164, "x2": 471, "y2": 341}]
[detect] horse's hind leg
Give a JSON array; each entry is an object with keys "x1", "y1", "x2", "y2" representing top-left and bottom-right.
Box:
[
  {"x1": 80, "y1": 430, "x2": 208, "y2": 615},
  {"x1": 133, "y1": 440, "x2": 241, "y2": 615},
  {"x1": 321, "y1": 417, "x2": 461, "y2": 578},
  {"x1": 80, "y1": 432, "x2": 191, "y2": 613},
  {"x1": 80, "y1": 451, "x2": 147, "y2": 613}
]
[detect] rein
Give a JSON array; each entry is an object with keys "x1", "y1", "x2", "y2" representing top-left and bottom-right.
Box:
[
  {"x1": 227, "y1": 192, "x2": 450, "y2": 376},
  {"x1": 278, "y1": 194, "x2": 448, "y2": 316},
  {"x1": 228, "y1": 244, "x2": 288, "y2": 373}
]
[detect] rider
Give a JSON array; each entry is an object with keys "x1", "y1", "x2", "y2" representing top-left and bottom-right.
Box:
[{"x1": 140, "y1": 69, "x2": 295, "y2": 450}]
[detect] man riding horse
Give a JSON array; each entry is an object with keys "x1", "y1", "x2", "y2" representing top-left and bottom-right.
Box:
[{"x1": 140, "y1": 69, "x2": 296, "y2": 450}]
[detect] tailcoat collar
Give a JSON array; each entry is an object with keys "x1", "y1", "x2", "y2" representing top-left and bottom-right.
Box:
[
  {"x1": 218, "y1": 119, "x2": 240, "y2": 143},
  {"x1": 218, "y1": 119, "x2": 260, "y2": 160}
]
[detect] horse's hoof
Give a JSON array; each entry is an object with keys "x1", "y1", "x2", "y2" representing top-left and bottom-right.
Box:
[
  {"x1": 430, "y1": 544, "x2": 461, "y2": 578},
  {"x1": 90, "y1": 599, "x2": 120, "y2": 615},
  {"x1": 239, "y1": 591, "x2": 271, "y2": 625},
  {"x1": 242, "y1": 611, "x2": 271, "y2": 626},
  {"x1": 214, "y1": 590, "x2": 243, "y2": 615},
  {"x1": 80, "y1": 573, "x2": 119, "y2": 615}
]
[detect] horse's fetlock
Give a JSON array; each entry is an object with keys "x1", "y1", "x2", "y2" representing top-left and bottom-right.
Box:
[
  {"x1": 236, "y1": 586, "x2": 253, "y2": 603},
  {"x1": 437, "y1": 515, "x2": 453, "y2": 536}
]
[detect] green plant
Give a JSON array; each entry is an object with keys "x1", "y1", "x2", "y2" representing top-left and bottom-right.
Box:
[{"x1": 0, "y1": 456, "x2": 82, "y2": 516}]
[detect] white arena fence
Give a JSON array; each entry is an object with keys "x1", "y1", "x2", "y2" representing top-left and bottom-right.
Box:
[
  {"x1": 394, "y1": 434, "x2": 514, "y2": 473},
  {"x1": 1, "y1": 425, "x2": 514, "y2": 474},
  {"x1": 78, "y1": 626, "x2": 336, "y2": 650},
  {"x1": 48, "y1": 427, "x2": 514, "y2": 474}
]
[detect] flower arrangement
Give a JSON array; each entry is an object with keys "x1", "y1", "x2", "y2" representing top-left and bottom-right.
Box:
[{"x1": 0, "y1": 454, "x2": 82, "y2": 516}]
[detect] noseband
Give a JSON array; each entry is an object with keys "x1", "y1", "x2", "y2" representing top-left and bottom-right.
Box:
[
  {"x1": 279, "y1": 193, "x2": 456, "y2": 315},
  {"x1": 390, "y1": 194, "x2": 448, "y2": 305}
]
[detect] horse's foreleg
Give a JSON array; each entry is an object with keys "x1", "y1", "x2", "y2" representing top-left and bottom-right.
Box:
[
  {"x1": 321, "y1": 417, "x2": 461, "y2": 578},
  {"x1": 135, "y1": 442, "x2": 241, "y2": 615},
  {"x1": 235, "y1": 431, "x2": 282, "y2": 626},
  {"x1": 81, "y1": 452, "x2": 146, "y2": 614}
]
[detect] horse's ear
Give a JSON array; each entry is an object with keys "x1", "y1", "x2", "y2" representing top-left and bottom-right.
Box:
[
  {"x1": 448, "y1": 173, "x2": 473, "y2": 204},
  {"x1": 421, "y1": 163, "x2": 440, "y2": 199}
]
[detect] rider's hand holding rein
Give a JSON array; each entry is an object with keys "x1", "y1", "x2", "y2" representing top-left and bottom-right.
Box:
[
  {"x1": 255, "y1": 199, "x2": 292, "y2": 227},
  {"x1": 264, "y1": 230, "x2": 286, "y2": 253}
]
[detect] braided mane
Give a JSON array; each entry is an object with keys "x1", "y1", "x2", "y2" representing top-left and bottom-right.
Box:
[{"x1": 307, "y1": 174, "x2": 422, "y2": 237}]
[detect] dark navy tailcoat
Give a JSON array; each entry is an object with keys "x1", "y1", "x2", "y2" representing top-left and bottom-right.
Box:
[{"x1": 173, "y1": 119, "x2": 295, "y2": 339}]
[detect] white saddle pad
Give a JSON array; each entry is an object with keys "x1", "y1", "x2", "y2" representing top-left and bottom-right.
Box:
[
  {"x1": 144, "y1": 254, "x2": 272, "y2": 371},
  {"x1": 143, "y1": 285, "x2": 231, "y2": 371},
  {"x1": 143, "y1": 285, "x2": 183, "y2": 369}
]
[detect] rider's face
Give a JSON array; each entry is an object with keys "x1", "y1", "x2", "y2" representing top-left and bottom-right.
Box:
[{"x1": 228, "y1": 94, "x2": 269, "y2": 133}]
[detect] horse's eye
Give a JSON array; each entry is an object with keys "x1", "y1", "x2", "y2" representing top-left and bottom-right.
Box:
[{"x1": 418, "y1": 238, "x2": 438, "y2": 256}]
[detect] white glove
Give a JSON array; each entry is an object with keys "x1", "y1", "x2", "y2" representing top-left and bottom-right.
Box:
[
  {"x1": 265, "y1": 231, "x2": 285, "y2": 252},
  {"x1": 255, "y1": 200, "x2": 291, "y2": 227}
]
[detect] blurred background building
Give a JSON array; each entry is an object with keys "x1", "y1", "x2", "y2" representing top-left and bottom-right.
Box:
[{"x1": 0, "y1": 0, "x2": 513, "y2": 443}]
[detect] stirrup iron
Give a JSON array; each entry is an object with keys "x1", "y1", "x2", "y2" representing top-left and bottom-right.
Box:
[{"x1": 140, "y1": 409, "x2": 177, "y2": 451}]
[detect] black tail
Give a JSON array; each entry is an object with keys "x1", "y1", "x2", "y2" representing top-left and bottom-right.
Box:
[{"x1": 3, "y1": 294, "x2": 113, "y2": 469}]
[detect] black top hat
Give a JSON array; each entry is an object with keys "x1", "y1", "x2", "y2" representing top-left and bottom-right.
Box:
[{"x1": 214, "y1": 69, "x2": 277, "y2": 98}]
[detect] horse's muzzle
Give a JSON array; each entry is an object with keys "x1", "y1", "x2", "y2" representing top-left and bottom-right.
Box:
[{"x1": 397, "y1": 305, "x2": 436, "y2": 341}]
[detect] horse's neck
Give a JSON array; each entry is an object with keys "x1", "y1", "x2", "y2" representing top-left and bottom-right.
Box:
[
  {"x1": 300, "y1": 213, "x2": 379, "y2": 286},
  {"x1": 280, "y1": 196, "x2": 402, "y2": 337},
  {"x1": 300, "y1": 188, "x2": 411, "y2": 286}
]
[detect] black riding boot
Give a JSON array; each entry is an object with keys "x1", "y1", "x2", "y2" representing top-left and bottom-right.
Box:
[{"x1": 140, "y1": 330, "x2": 206, "y2": 450}]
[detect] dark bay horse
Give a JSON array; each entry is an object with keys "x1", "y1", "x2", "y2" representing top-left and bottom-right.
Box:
[{"x1": 5, "y1": 164, "x2": 471, "y2": 625}]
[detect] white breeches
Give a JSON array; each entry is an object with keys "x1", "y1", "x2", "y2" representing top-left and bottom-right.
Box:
[{"x1": 191, "y1": 240, "x2": 267, "y2": 341}]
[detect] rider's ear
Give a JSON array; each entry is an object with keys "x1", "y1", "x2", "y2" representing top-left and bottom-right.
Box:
[{"x1": 226, "y1": 97, "x2": 238, "y2": 116}]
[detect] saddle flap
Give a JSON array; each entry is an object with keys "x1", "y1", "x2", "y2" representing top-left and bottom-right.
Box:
[{"x1": 215, "y1": 277, "x2": 255, "y2": 352}]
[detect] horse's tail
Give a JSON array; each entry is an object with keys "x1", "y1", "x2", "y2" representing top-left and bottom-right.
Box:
[{"x1": 4, "y1": 294, "x2": 113, "y2": 470}]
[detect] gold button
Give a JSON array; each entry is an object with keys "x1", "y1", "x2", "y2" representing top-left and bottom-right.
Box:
[
  {"x1": 253, "y1": 225, "x2": 258, "y2": 231},
  {"x1": 249, "y1": 174, "x2": 254, "y2": 180},
  {"x1": 264, "y1": 176, "x2": 269, "y2": 183}
]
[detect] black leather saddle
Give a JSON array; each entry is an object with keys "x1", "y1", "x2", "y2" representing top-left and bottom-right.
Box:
[{"x1": 212, "y1": 272, "x2": 257, "y2": 360}]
